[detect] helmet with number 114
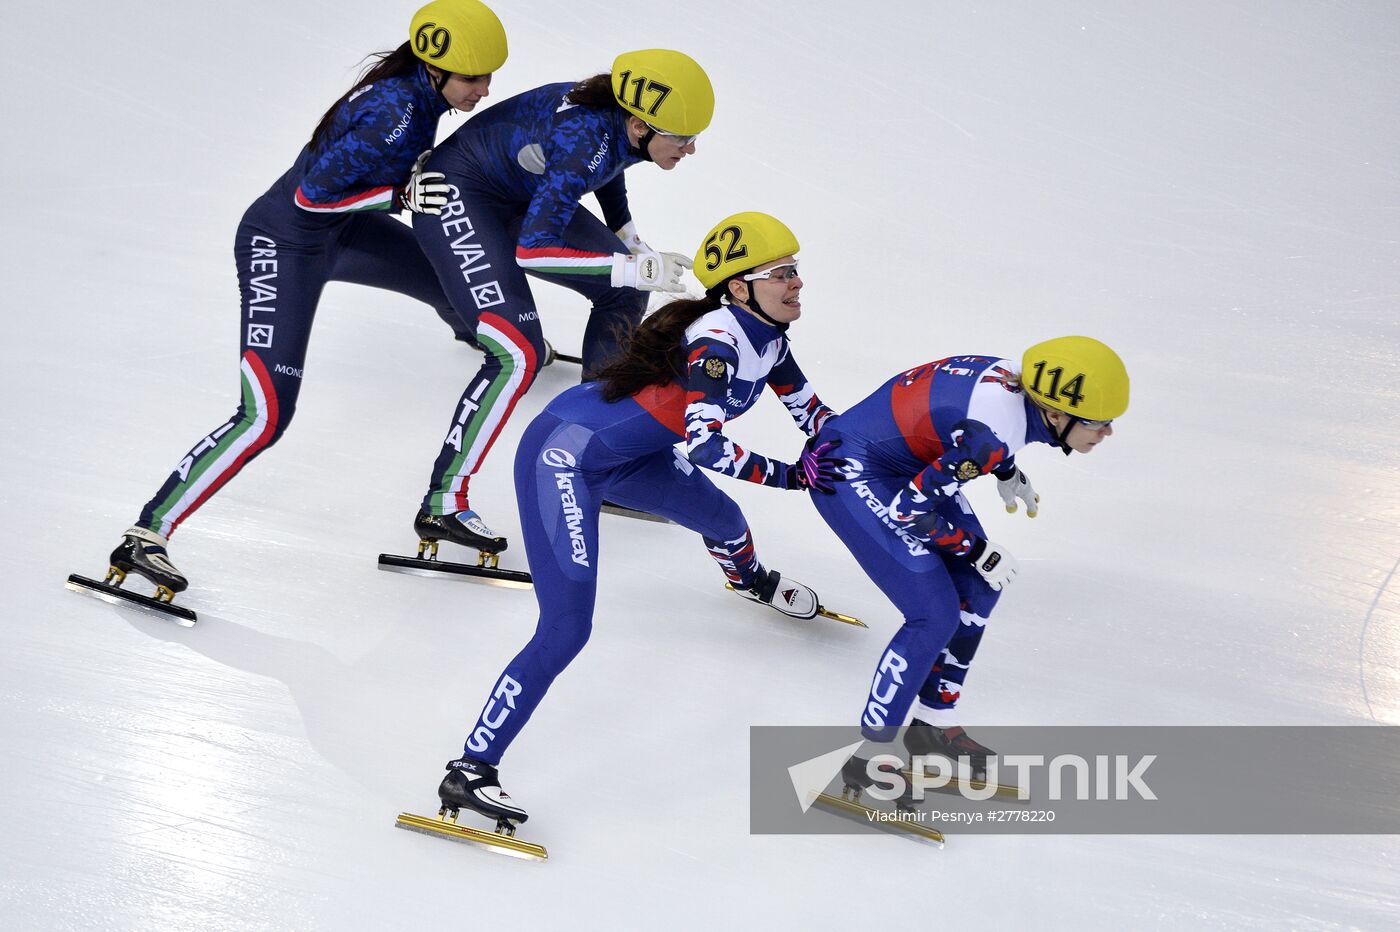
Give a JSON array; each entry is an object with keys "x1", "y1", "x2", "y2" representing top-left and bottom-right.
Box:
[
  {"x1": 410, "y1": 0, "x2": 509, "y2": 76},
  {"x1": 1021, "y1": 336, "x2": 1130, "y2": 422}
]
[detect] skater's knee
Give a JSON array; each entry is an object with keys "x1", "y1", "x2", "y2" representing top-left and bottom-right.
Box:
[{"x1": 529, "y1": 611, "x2": 593, "y2": 668}]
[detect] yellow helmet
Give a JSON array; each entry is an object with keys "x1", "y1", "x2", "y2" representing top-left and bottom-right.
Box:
[
  {"x1": 694, "y1": 212, "x2": 800, "y2": 290},
  {"x1": 1021, "y1": 336, "x2": 1129, "y2": 421},
  {"x1": 611, "y1": 49, "x2": 714, "y2": 136},
  {"x1": 410, "y1": 0, "x2": 508, "y2": 76}
]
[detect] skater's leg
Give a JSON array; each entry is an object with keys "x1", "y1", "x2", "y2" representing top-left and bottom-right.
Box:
[
  {"x1": 810, "y1": 466, "x2": 963, "y2": 742},
  {"x1": 913, "y1": 493, "x2": 1000, "y2": 723},
  {"x1": 413, "y1": 187, "x2": 547, "y2": 516},
  {"x1": 604, "y1": 449, "x2": 820, "y2": 616},
  {"x1": 459, "y1": 414, "x2": 602, "y2": 766},
  {"x1": 135, "y1": 219, "x2": 329, "y2": 539},
  {"x1": 329, "y1": 211, "x2": 468, "y2": 341},
  {"x1": 605, "y1": 448, "x2": 764, "y2": 588}
]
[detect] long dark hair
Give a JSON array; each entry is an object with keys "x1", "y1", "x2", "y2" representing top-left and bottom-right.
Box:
[
  {"x1": 309, "y1": 42, "x2": 422, "y2": 151},
  {"x1": 565, "y1": 73, "x2": 619, "y2": 110},
  {"x1": 597, "y1": 285, "x2": 731, "y2": 401}
]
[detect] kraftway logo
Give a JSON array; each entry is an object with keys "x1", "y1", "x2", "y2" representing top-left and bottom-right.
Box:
[
  {"x1": 541, "y1": 447, "x2": 576, "y2": 469},
  {"x1": 543, "y1": 447, "x2": 589, "y2": 566}
]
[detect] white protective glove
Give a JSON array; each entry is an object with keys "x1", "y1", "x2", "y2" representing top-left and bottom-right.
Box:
[
  {"x1": 610, "y1": 248, "x2": 692, "y2": 293},
  {"x1": 996, "y1": 468, "x2": 1040, "y2": 517},
  {"x1": 966, "y1": 539, "x2": 1019, "y2": 592},
  {"x1": 614, "y1": 221, "x2": 651, "y2": 255},
  {"x1": 398, "y1": 149, "x2": 450, "y2": 215}
]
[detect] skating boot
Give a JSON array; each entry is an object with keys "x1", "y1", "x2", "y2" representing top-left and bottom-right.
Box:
[
  {"x1": 378, "y1": 509, "x2": 530, "y2": 588},
  {"x1": 904, "y1": 721, "x2": 995, "y2": 782},
  {"x1": 541, "y1": 338, "x2": 557, "y2": 368},
  {"x1": 393, "y1": 757, "x2": 545, "y2": 859},
  {"x1": 438, "y1": 757, "x2": 529, "y2": 828},
  {"x1": 840, "y1": 753, "x2": 918, "y2": 811},
  {"x1": 807, "y1": 750, "x2": 943, "y2": 845},
  {"x1": 109, "y1": 527, "x2": 188, "y2": 597},
  {"x1": 66, "y1": 526, "x2": 197, "y2": 623},
  {"x1": 731, "y1": 566, "x2": 819, "y2": 620},
  {"x1": 413, "y1": 508, "x2": 508, "y2": 558}
]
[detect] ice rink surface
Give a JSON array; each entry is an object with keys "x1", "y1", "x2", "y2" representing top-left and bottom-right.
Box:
[{"x1": 4, "y1": 1, "x2": 1399, "y2": 928}]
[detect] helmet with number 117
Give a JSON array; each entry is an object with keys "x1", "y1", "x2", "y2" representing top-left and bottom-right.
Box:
[
  {"x1": 1021, "y1": 336, "x2": 1130, "y2": 422},
  {"x1": 410, "y1": 0, "x2": 509, "y2": 76},
  {"x1": 693, "y1": 212, "x2": 799, "y2": 290},
  {"x1": 611, "y1": 50, "x2": 714, "y2": 136}
]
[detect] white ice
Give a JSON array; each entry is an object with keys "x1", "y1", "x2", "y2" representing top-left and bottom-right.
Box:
[{"x1": 3, "y1": 1, "x2": 1399, "y2": 928}]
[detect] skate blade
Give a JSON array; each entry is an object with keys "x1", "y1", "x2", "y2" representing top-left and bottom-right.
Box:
[
  {"x1": 376, "y1": 554, "x2": 533, "y2": 590},
  {"x1": 553, "y1": 352, "x2": 583, "y2": 365},
  {"x1": 811, "y1": 793, "x2": 945, "y2": 846},
  {"x1": 394, "y1": 812, "x2": 547, "y2": 861},
  {"x1": 816, "y1": 606, "x2": 866, "y2": 628},
  {"x1": 898, "y1": 768, "x2": 1026, "y2": 800},
  {"x1": 65, "y1": 574, "x2": 197, "y2": 625},
  {"x1": 723, "y1": 583, "x2": 864, "y2": 627},
  {"x1": 600, "y1": 502, "x2": 674, "y2": 524}
]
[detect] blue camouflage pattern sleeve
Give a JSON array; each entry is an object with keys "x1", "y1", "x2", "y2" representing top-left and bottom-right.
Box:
[
  {"x1": 682, "y1": 334, "x2": 794, "y2": 488},
  {"x1": 294, "y1": 74, "x2": 438, "y2": 214},
  {"x1": 513, "y1": 107, "x2": 631, "y2": 278},
  {"x1": 887, "y1": 419, "x2": 1014, "y2": 556}
]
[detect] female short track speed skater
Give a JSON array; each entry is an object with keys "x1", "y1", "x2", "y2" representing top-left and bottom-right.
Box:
[
  {"x1": 810, "y1": 338, "x2": 1130, "y2": 790},
  {"x1": 400, "y1": 212, "x2": 847, "y2": 849},
  {"x1": 404, "y1": 49, "x2": 716, "y2": 561},
  {"x1": 81, "y1": 1, "x2": 509, "y2": 612}
]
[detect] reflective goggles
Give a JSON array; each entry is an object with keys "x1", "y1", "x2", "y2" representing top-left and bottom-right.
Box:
[
  {"x1": 644, "y1": 122, "x2": 700, "y2": 146},
  {"x1": 1074, "y1": 416, "x2": 1114, "y2": 431},
  {"x1": 741, "y1": 261, "x2": 800, "y2": 283}
]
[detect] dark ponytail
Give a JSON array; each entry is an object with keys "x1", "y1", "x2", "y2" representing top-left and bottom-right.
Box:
[
  {"x1": 565, "y1": 73, "x2": 621, "y2": 111},
  {"x1": 309, "y1": 42, "x2": 423, "y2": 151},
  {"x1": 597, "y1": 286, "x2": 730, "y2": 402}
]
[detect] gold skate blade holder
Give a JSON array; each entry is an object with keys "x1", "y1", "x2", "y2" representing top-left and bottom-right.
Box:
[
  {"x1": 394, "y1": 811, "x2": 547, "y2": 861},
  {"x1": 104, "y1": 566, "x2": 127, "y2": 586},
  {"x1": 817, "y1": 607, "x2": 866, "y2": 627},
  {"x1": 812, "y1": 792, "x2": 945, "y2": 845},
  {"x1": 898, "y1": 768, "x2": 1026, "y2": 800},
  {"x1": 415, "y1": 539, "x2": 500, "y2": 570}
]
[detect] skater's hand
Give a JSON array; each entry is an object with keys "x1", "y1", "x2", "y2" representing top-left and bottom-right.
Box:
[
  {"x1": 398, "y1": 149, "x2": 449, "y2": 215},
  {"x1": 965, "y1": 538, "x2": 1019, "y2": 591},
  {"x1": 788, "y1": 438, "x2": 849, "y2": 494},
  {"x1": 610, "y1": 248, "x2": 692, "y2": 292},
  {"x1": 996, "y1": 467, "x2": 1039, "y2": 517},
  {"x1": 614, "y1": 221, "x2": 653, "y2": 255}
]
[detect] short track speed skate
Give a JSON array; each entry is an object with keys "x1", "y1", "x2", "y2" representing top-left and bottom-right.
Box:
[
  {"x1": 395, "y1": 758, "x2": 546, "y2": 861},
  {"x1": 810, "y1": 754, "x2": 945, "y2": 846},
  {"x1": 900, "y1": 722, "x2": 1022, "y2": 798},
  {"x1": 726, "y1": 568, "x2": 865, "y2": 627},
  {"x1": 377, "y1": 510, "x2": 532, "y2": 589},
  {"x1": 66, "y1": 527, "x2": 196, "y2": 625}
]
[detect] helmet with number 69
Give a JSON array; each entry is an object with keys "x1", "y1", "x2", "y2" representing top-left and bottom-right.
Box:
[
  {"x1": 410, "y1": 0, "x2": 508, "y2": 76},
  {"x1": 694, "y1": 212, "x2": 799, "y2": 290},
  {"x1": 611, "y1": 50, "x2": 714, "y2": 136},
  {"x1": 1021, "y1": 336, "x2": 1129, "y2": 421}
]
